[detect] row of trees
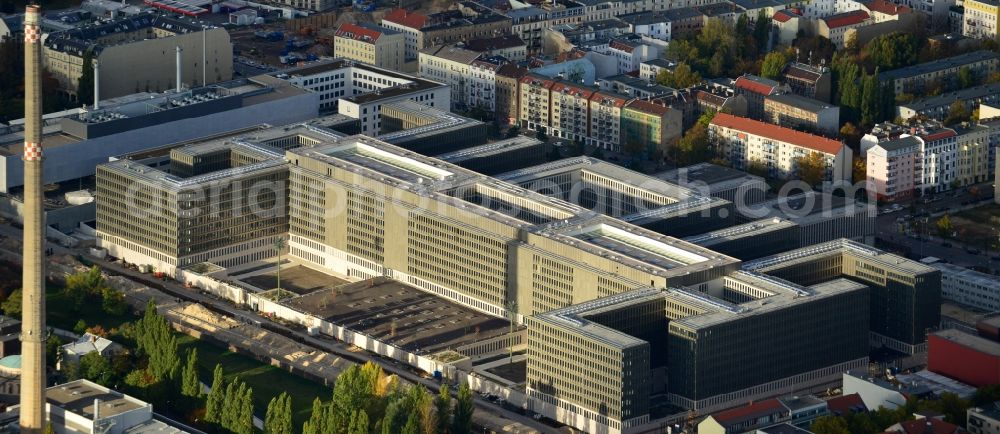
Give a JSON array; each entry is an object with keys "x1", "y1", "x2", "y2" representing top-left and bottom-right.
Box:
[{"x1": 303, "y1": 362, "x2": 475, "y2": 434}]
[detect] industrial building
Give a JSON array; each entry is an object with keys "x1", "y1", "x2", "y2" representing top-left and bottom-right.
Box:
[
  {"x1": 495, "y1": 157, "x2": 735, "y2": 237},
  {"x1": 0, "y1": 77, "x2": 318, "y2": 193},
  {"x1": 928, "y1": 329, "x2": 1000, "y2": 388},
  {"x1": 526, "y1": 268, "x2": 870, "y2": 433},
  {"x1": 744, "y1": 239, "x2": 941, "y2": 354},
  {"x1": 42, "y1": 13, "x2": 233, "y2": 100}
]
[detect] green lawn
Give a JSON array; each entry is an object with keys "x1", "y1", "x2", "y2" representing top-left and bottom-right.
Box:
[
  {"x1": 45, "y1": 283, "x2": 330, "y2": 428},
  {"x1": 46, "y1": 285, "x2": 136, "y2": 331},
  {"x1": 177, "y1": 335, "x2": 331, "y2": 428}
]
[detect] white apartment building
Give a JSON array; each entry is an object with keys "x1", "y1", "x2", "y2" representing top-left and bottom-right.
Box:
[
  {"x1": 468, "y1": 58, "x2": 504, "y2": 112},
  {"x1": 419, "y1": 44, "x2": 482, "y2": 110},
  {"x1": 709, "y1": 113, "x2": 853, "y2": 182}
]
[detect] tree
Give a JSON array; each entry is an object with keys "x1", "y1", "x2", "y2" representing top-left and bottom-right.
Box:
[
  {"x1": 760, "y1": 51, "x2": 788, "y2": 80},
  {"x1": 452, "y1": 383, "x2": 474, "y2": 434},
  {"x1": 796, "y1": 152, "x2": 828, "y2": 187},
  {"x1": 944, "y1": 101, "x2": 971, "y2": 126},
  {"x1": 866, "y1": 32, "x2": 919, "y2": 70},
  {"x1": 236, "y1": 384, "x2": 255, "y2": 434},
  {"x1": 840, "y1": 122, "x2": 861, "y2": 149},
  {"x1": 1, "y1": 289, "x2": 21, "y2": 318},
  {"x1": 752, "y1": 10, "x2": 772, "y2": 51},
  {"x1": 181, "y1": 349, "x2": 201, "y2": 398},
  {"x1": 656, "y1": 63, "x2": 703, "y2": 88},
  {"x1": 102, "y1": 287, "x2": 128, "y2": 316},
  {"x1": 135, "y1": 300, "x2": 180, "y2": 382},
  {"x1": 265, "y1": 392, "x2": 294, "y2": 434},
  {"x1": 77, "y1": 50, "x2": 94, "y2": 107},
  {"x1": 303, "y1": 397, "x2": 326, "y2": 434},
  {"x1": 205, "y1": 364, "x2": 225, "y2": 424},
  {"x1": 64, "y1": 266, "x2": 111, "y2": 311},
  {"x1": 435, "y1": 385, "x2": 452, "y2": 434},
  {"x1": 674, "y1": 122, "x2": 711, "y2": 166},
  {"x1": 861, "y1": 71, "x2": 882, "y2": 126},
  {"x1": 958, "y1": 66, "x2": 975, "y2": 89},
  {"x1": 810, "y1": 415, "x2": 852, "y2": 434},
  {"x1": 852, "y1": 156, "x2": 867, "y2": 184},
  {"x1": 401, "y1": 412, "x2": 421, "y2": 434},
  {"x1": 348, "y1": 410, "x2": 369, "y2": 434},
  {"x1": 937, "y1": 214, "x2": 953, "y2": 237},
  {"x1": 79, "y1": 351, "x2": 112, "y2": 385}
]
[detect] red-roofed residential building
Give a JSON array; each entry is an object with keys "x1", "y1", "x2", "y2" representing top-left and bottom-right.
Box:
[
  {"x1": 734, "y1": 74, "x2": 790, "y2": 120},
  {"x1": 709, "y1": 113, "x2": 852, "y2": 182},
  {"x1": 698, "y1": 399, "x2": 790, "y2": 434},
  {"x1": 863, "y1": 0, "x2": 912, "y2": 21},
  {"x1": 588, "y1": 90, "x2": 629, "y2": 150},
  {"x1": 333, "y1": 22, "x2": 404, "y2": 71},
  {"x1": 883, "y1": 415, "x2": 968, "y2": 434},
  {"x1": 382, "y1": 6, "x2": 512, "y2": 64},
  {"x1": 549, "y1": 81, "x2": 597, "y2": 142},
  {"x1": 519, "y1": 74, "x2": 556, "y2": 132},
  {"x1": 826, "y1": 393, "x2": 868, "y2": 416},
  {"x1": 381, "y1": 9, "x2": 428, "y2": 61},
  {"x1": 621, "y1": 99, "x2": 683, "y2": 156},
  {"x1": 818, "y1": 10, "x2": 871, "y2": 48}
]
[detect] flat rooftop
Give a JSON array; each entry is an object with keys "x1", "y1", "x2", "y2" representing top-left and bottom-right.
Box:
[
  {"x1": 240, "y1": 265, "x2": 350, "y2": 295},
  {"x1": 932, "y1": 262, "x2": 1000, "y2": 287},
  {"x1": 684, "y1": 218, "x2": 797, "y2": 247},
  {"x1": 497, "y1": 157, "x2": 697, "y2": 203},
  {"x1": 932, "y1": 329, "x2": 1000, "y2": 357},
  {"x1": 435, "y1": 136, "x2": 544, "y2": 163},
  {"x1": 747, "y1": 191, "x2": 874, "y2": 223},
  {"x1": 286, "y1": 277, "x2": 514, "y2": 354},
  {"x1": 540, "y1": 217, "x2": 726, "y2": 272},
  {"x1": 47, "y1": 380, "x2": 147, "y2": 420},
  {"x1": 744, "y1": 238, "x2": 937, "y2": 276}
]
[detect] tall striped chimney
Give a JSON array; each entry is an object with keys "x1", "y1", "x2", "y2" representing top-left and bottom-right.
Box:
[{"x1": 20, "y1": 5, "x2": 47, "y2": 434}]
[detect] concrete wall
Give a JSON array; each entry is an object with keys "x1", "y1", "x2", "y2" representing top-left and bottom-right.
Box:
[{"x1": 0, "y1": 196, "x2": 95, "y2": 233}]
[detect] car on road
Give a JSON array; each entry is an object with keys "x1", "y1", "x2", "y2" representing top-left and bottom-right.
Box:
[
  {"x1": 942, "y1": 242, "x2": 952, "y2": 248},
  {"x1": 967, "y1": 247, "x2": 982, "y2": 255}
]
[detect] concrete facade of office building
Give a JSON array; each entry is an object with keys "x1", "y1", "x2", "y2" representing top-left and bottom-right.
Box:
[
  {"x1": 43, "y1": 14, "x2": 232, "y2": 100},
  {"x1": 332, "y1": 23, "x2": 405, "y2": 72},
  {"x1": 709, "y1": 113, "x2": 853, "y2": 183},
  {"x1": 96, "y1": 139, "x2": 291, "y2": 273},
  {"x1": 745, "y1": 239, "x2": 942, "y2": 354},
  {"x1": 684, "y1": 218, "x2": 801, "y2": 261},
  {"x1": 931, "y1": 262, "x2": 1000, "y2": 312},
  {"x1": 282, "y1": 135, "x2": 739, "y2": 319}
]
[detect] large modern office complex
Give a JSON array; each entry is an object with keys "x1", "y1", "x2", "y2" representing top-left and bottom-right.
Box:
[
  {"x1": 744, "y1": 239, "x2": 941, "y2": 354},
  {"x1": 527, "y1": 272, "x2": 869, "y2": 432},
  {"x1": 97, "y1": 133, "x2": 296, "y2": 270}
]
